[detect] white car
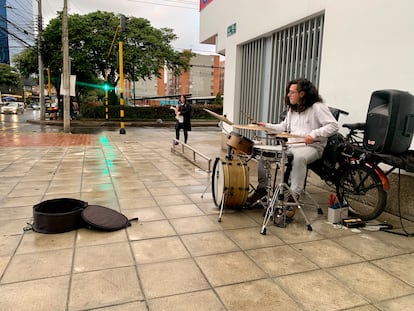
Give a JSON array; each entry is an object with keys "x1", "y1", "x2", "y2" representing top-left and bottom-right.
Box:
[{"x1": 1, "y1": 102, "x2": 25, "y2": 114}]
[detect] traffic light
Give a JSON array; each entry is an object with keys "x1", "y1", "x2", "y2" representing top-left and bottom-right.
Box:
[
  {"x1": 120, "y1": 14, "x2": 126, "y2": 32},
  {"x1": 103, "y1": 83, "x2": 110, "y2": 92}
]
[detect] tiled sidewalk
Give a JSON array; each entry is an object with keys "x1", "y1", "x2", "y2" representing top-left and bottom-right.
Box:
[{"x1": 0, "y1": 127, "x2": 413, "y2": 311}]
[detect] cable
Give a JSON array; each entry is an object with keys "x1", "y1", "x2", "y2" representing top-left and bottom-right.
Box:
[
  {"x1": 382, "y1": 168, "x2": 414, "y2": 237},
  {"x1": 127, "y1": 0, "x2": 198, "y2": 10},
  {"x1": 0, "y1": 25, "x2": 33, "y2": 47}
]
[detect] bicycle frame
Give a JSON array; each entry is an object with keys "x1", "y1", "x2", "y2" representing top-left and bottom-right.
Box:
[{"x1": 308, "y1": 111, "x2": 389, "y2": 220}]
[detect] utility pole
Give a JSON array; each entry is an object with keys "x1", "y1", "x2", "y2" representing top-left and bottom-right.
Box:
[
  {"x1": 119, "y1": 14, "x2": 126, "y2": 134},
  {"x1": 62, "y1": 0, "x2": 70, "y2": 133},
  {"x1": 37, "y1": 0, "x2": 45, "y2": 121}
]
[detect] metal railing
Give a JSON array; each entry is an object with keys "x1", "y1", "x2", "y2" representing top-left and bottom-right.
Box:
[{"x1": 171, "y1": 139, "x2": 212, "y2": 172}]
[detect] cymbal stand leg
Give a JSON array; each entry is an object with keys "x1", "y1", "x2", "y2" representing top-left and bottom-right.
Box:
[
  {"x1": 287, "y1": 191, "x2": 313, "y2": 231},
  {"x1": 201, "y1": 162, "x2": 214, "y2": 199},
  {"x1": 218, "y1": 193, "x2": 226, "y2": 222},
  {"x1": 260, "y1": 184, "x2": 281, "y2": 234},
  {"x1": 201, "y1": 175, "x2": 211, "y2": 199}
]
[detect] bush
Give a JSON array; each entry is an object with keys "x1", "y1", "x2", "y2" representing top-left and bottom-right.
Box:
[{"x1": 80, "y1": 103, "x2": 223, "y2": 121}]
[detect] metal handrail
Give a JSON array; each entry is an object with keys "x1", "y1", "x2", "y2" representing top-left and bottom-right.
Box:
[{"x1": 171, "y1": 139, "x2": 212, "y2": 172}]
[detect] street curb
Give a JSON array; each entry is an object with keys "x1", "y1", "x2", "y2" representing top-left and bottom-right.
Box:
[{"x1": 27, "y1": 119, "x2": 221, "y2": 128}]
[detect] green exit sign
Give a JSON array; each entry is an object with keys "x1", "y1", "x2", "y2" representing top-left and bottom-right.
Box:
[{"x1": 227, "y1": 23, "x2": 236, "y2": 37}]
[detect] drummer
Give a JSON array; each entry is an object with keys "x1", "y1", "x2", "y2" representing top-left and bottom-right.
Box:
[{"x1": 246, "y1": 78, "x2": 338, "y2": 219}]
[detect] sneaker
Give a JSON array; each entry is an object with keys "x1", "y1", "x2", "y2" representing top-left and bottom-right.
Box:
[
  {"x1": 246, "y1": 188, "x2": 267, "y2": 205},
  {"x1": 174, "y1": 141, "x2": 179, "y2": 145}
]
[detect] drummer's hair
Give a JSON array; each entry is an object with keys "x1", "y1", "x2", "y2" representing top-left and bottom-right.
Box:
[{"x1": 285, "y1": 78, "x2": 323, "y2": 113}]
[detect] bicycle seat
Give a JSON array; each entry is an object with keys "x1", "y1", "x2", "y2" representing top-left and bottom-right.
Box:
[
  {"x1": 343, "y1": 123, "x2": 365, "y2": 131},
  {"x1": 329, "y1": 107, "x2": 349, "y2": 120}
]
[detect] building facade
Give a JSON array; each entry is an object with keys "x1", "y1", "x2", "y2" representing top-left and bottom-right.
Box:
[
  {"x1": 127, "y1": 53, "x2": 223, "y2": 106},
  {"x1": 200, "y1": 0, "x2": 414, "y2": 134},
  {"x1": 0, "y1": 0, "x2": 9, "y2": 63},
  {"x1": 0, "y1": 0, "x2": 34, "y2": 64},
  {"x1": 199, "y1": 0, "x2": 414, "y2": 218}
]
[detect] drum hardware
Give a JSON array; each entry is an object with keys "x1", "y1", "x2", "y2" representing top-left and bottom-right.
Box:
[
  {"x1": 248, "y1": 156, "x2": 277, "y2": 211},
  {"x1": 260, "y1": 139, "x2": 313, "y2": 234},
  {"x1": 246, "y1": 144, "x2": 285, "y2": 210}
]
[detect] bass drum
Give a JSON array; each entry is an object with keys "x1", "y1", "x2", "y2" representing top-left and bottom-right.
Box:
[{"x1": 212, "y1": 158, "x2": 249, "y2": 209}]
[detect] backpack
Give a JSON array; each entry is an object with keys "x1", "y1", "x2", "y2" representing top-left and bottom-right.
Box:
[{"x1": 25, "y1": 198, "x2": 138, "y2": 234}]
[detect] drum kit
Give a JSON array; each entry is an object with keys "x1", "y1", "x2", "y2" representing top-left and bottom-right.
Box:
[{"x1": 203, "y1": 109, "x2": 313, "y2": 232}]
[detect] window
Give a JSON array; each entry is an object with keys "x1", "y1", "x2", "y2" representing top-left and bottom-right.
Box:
[{"x1": 239, "y1": 14, "x2": 325, "y2": 126}]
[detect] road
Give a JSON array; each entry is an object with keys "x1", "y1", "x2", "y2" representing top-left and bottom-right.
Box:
[
  {"x1": 0, "y1": 108, "x2": 52, "y2": 133},
  {"x1": 0, "y1": 107, "x2": 221, "y2": 134},
  {"x1": 0, "y1": 108, "x2": 123, "y2": 134}
]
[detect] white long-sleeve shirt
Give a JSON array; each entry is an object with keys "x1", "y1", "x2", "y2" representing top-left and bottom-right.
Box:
[{"x1": 265, "y1": 102, "x2": 339, "y2": 152}]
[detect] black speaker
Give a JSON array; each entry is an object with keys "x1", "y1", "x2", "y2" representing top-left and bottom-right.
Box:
[{"x1": 364, "y1": 89, "x2": 414, "y2": 154}]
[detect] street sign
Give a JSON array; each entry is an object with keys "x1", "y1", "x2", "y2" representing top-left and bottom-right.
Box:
[{"x1": 227, "y1": 23, "x2": 236, "y2": 37}]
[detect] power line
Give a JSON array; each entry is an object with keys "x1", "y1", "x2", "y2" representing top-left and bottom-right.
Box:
[
  {"x1": 127, "y1": 0, "x2": 198, "y2": 10},
  {"x1": 0, "y1": 25, "x2": 32, "y2": 47}
]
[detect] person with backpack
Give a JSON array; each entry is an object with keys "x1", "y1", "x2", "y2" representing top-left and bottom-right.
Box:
[{"x1": 174, "y1": 94, "x2": 192, "y2": 144}]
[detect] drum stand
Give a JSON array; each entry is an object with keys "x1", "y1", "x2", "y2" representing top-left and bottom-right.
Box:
[
  {"x1": 253, "y1": 158, "x2": 277, "y2": 210},
  {"x1": 260, "y1": 140, "x2": 313, "y2": 235}
]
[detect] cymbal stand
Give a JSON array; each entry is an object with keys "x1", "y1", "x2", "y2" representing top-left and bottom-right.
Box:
[
  {"x1": 260, "y1": 139, "x2": 313, "y2": 235},
  {"x1": 252, "y1": 156, "x2": 276, "y2": 210}
]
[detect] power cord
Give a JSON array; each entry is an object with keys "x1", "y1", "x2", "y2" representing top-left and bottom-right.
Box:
[{"x1": 382, "y1": 168, "x2": 414, "y2": 237}]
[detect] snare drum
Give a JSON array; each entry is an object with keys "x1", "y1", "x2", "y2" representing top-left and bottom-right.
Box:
[
  {"x1": 226, "y1": 132, "x2": 254, "y2": 155},
  {"x1": 253, "y1": 144, "x2": 283, "y2": 161},
  {"x1": 212, "y1": 158, "x2": 249, "y2": 209}
]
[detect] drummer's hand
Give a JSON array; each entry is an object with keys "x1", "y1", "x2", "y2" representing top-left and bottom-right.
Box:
[
  {"x1": 305, "y1": 135, "x2": 314, "y2": 144},
  {"x1": 256, "y1": 122, "x2": 266, "y2": 127}
]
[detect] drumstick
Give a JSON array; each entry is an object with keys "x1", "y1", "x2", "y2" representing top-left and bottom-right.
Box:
[{"x1": 243, "y1": 111, "x2": 256, "y2": 124}]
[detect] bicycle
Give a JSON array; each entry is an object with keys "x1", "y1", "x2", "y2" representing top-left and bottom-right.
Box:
[{"x1": 306, "y1": 108, "x2": 390, "y2": 221}]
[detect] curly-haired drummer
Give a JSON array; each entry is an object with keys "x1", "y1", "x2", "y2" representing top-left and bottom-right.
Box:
[{"x1": 246, "y1": 78, "x2": 339, "y2": 219}]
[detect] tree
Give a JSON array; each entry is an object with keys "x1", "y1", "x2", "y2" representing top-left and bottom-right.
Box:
[
  {"x1": 14, "y1": 11, "x2": 193, "y2": 103},
  {"x1": 0, "y1": 63, "x2": 22, "y2": 93},
  {"x1": 12, "y1": 48, "x2": 38, "y2": 78}
]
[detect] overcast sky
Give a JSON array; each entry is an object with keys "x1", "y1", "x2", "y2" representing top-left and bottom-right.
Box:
[{"x1": 40, "y1": 0, "x2": 216, "y2": 54}]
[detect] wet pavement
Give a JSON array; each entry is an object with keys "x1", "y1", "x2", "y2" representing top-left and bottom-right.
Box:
[{"x1": 0, "y1": 127, "x2": 414, "y2": 311}]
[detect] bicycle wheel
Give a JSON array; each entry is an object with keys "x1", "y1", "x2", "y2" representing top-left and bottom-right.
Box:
[{"x1": 336, "y1": 164, "x2": 387, "y2": 221}]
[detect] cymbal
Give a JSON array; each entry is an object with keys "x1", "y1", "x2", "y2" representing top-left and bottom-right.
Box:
[
  {"x1": 233, "y1": 124, "x2": 274, "y2": 132},
  {"x1": 203, "y1": 108, "x2": 234, "y2": 125},
  {"x1": 269, "y1": 132, "x2": 306, "y2": 139}
]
